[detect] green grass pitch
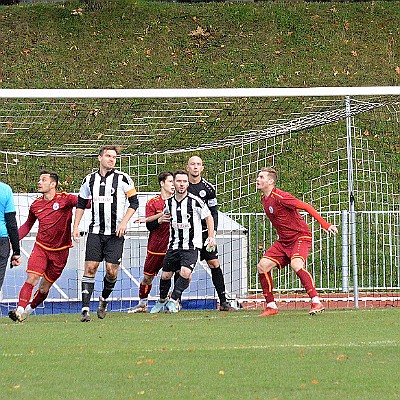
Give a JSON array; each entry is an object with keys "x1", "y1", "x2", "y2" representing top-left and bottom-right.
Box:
[{"x1": 1, "y1": 308, "x2": 399, "y2": 400}]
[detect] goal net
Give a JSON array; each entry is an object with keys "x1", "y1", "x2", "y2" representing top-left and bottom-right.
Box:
[{"x1": 1, "y1": 87, "x2": 399, "y2": 315}]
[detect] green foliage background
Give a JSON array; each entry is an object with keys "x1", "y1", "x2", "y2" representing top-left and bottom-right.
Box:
[{"x1": 1, "y1": 0, "x2": 399, "y2": 88}]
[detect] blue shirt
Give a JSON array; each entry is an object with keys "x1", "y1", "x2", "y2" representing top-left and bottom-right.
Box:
[{"x1": 0, "y1": 182, "x2": 16, "y2": 238}]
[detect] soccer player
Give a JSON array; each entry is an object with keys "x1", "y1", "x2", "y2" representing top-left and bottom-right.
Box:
[
  {"x1": 0, "y1": 180, "x2": 21, "y2": 292},
  {"x1": 256, "y1": 167, "x2": 338, "y2": 317},
  {"x1": 8, "y1": 171, "x2": 77, "y2": 322},
  {"x1": 150, "y1": 170, "x2": 216, "y2": 313},
  {"x1": 127, "y1": 171, "x2": 174, "y2": 313},
  {"x1": 73, "y1": 145, "x2": 138, "y2": 322},
  {"x1": 186, "y1": 156, "x2": 235, "y2": 311}
]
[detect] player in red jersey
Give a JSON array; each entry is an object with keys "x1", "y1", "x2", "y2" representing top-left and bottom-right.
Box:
[
  {"x1": 256, "y1": 167, "x2": 338, "y2": 317},
  {"x1": 127, "y1": 171, "x2": 174, "y2": 313},
  {"x1": 9, "y1": 171, "x2": 80, "y2": 322}
]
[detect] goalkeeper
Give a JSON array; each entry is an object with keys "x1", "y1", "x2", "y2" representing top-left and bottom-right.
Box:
[
  {"x1": 256, "y1": 167, "x2": 338, "y2": 317},
  {"x1": 186, "y1": 156, "x2": 236, "y2": 311}
]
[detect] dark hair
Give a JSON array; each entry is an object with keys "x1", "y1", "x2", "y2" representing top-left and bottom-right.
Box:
[
  {"x1": 158, "y1": 171, "x2": 173, "y2": 185},
  {"x1": 99, "y1": 145, "x2": 120, "y2": 156},
  {"x1": 40, "y1": 170, "x2": 59, "y2": 188},
  {"x1": 173, "y1": 170, "x2": 189, "y2": 179}
]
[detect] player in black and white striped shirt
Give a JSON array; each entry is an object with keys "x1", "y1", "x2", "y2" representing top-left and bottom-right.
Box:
[
  {"x1": 73, "y1": 145, "x2": 138, "y2": 322},
  {"x1": 150, "y1": 170, "x2": 216, "y2": 313}
]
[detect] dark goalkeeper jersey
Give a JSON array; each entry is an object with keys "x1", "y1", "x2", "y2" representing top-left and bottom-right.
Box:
[{"x1": 188, "y1": 178, "x2": 218, "y2": 232}]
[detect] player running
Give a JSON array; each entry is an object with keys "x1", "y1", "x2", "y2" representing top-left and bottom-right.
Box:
[
  {"x1": 127, "y1": 171, "x2": 174, "y2": 313},
  {"x1": 256, "y1": 167, "x2": 338, "y2": 317},
  {"x1": 9, "y1": 171, "x2": 79, "y2": 322}
]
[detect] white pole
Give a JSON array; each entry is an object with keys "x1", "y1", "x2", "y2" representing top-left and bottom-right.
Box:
[{"x1": 345, "y1": 96, "x2": 359, "y2": 308}]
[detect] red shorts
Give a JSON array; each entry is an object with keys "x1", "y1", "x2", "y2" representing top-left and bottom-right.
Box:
[
  {"x1": 27, "y1": 243, "x2": 70, "y2": 283},
  {"x1": 263, "y1": 236, "x2": 312, "y2": 269},
  {"x1": 143, "y1": 251, "x2": 166, "y2": 277}
]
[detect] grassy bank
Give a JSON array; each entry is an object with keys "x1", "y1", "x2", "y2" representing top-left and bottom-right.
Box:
[{"x1": 1, "y1": 0, "x2": 399, "y2": 88}]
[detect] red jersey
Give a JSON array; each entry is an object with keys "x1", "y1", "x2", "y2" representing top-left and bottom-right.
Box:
[
  {"x1": 146, "y1": 194, "x2": 170, "y2": 255},
  {"x1": 18, "y1": 192, "x2": 78, "y2": 251},
  {"x1": 261, "y1": 187, "x2": 331, "y2": 244}
]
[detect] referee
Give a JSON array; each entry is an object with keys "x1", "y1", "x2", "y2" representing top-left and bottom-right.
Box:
[{"x1": 73, "y1": 145, "x2": 138, "y2": 322}]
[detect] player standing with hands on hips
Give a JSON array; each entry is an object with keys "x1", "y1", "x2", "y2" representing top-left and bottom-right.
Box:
[
  {"x1": 186, "y1": 156, "x2": 235, "y2": 311},
  {"x1": 256, "y1": 167, "x2": 338, "y2": 317},
  {"x1": 73, "y1": 145, "x2": 138, "y2": 322}
]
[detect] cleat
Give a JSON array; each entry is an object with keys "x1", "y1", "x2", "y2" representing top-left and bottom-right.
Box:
[
  {"x1": 97, "y1": 297, "x2": 108, "y2": 319},
  {"x1": 80, "y1": 310, "x2": 91, "y2": 322},
  {"x1": 8, "y1": 309, "x2": 26, "y2": 322},
  {"x1": 309, "y1": 302, "x2": 325, "y2": 315},
  {"x1": 258, "y1": 307, "x2": 279, "y2": 317},
  {"x1": 219, "y1": 301, "x2": 237, "y2": 311},
  {"x1": 150, "y1": 299, "x2": 167, "y2": 314},
  {"x1": 127, "y1": 303, "x2": 148, "y2": 313},
  {"x1": 166, "y1": 299, "x2": 179, "y2": 313}
]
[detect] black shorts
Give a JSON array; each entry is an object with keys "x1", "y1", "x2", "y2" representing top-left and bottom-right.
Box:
[
  {"x1": 199, "y1": 232, "x2": 218, "y2": 262},
  {"x1": 85, "y1": 233, "x2": 124, "y2": 265},
  {"x1": 163, "y1": 248, "x2": 199, "y2": 273}
]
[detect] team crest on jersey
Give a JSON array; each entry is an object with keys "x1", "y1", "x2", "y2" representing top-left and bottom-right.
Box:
[
  {"x1": 199, "y1": 190, "x2": 206, "y2": 198},
  {"x1": 269, "y1": 206, "x2": 274, "y2": 214},
  {"x1": 53, "y1": 202, "x2": 60, "y2": 210}
]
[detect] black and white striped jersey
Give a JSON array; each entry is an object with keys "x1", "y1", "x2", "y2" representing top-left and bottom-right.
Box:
[
  {"x1": 188, "y1": 178, "x2": 218, "y2": 232},
  {"x1": 166, "y1": 192, "x2": 211, "y2": 250},
  {"x1": 78, "y1": 169, "x2": 137, "y2": 235}
]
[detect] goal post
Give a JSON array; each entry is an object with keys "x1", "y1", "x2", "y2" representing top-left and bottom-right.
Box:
[{"x1": 1, "y1": 87, "x2": 399, "y2": 315}]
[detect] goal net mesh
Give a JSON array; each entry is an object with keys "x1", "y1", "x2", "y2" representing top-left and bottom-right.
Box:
[{"x1": 0, "y1": 90, "x2": 399, "y2": 314}]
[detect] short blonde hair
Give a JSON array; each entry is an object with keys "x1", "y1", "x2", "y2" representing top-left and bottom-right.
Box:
[{"x1": 260, "y1": 167, "x2": 277, "y2": 183}]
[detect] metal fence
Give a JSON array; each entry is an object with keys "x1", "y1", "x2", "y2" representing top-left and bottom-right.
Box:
[{"x1": 230, "y1": 210, "x2": 400, "y2": 307}]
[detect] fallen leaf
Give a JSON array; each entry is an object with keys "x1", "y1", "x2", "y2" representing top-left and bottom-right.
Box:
[
  {"x1": 336, "y1": 354, "x2": 349, "y2": 361},
  {"x1": 312, "y1": 379, "x2": 319, "y2": 384},
  {"x1": 189, "y1": 26, "x2": 210, "y2": 38},
  {"x1": 395, "y1": 66, "x2": 400, "y2": 76}
]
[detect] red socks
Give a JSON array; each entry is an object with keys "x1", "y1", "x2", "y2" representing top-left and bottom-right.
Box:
[
  {"x1": 139, "y1": 283, "x2": 152, "y2": 299},
  {"x1": 296, "y1": 268, "x2": 318, "y2": 298},
  {"x1": 18, "y1": 282, "x2": 34, "y2": 308},
  {"x1": 259, "y1": 272, "x2": 275, "y2": 303}
]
